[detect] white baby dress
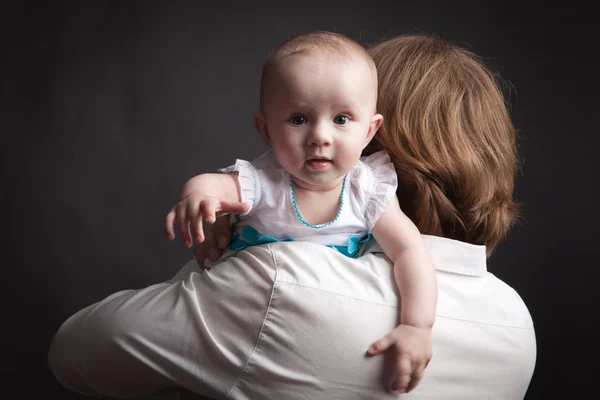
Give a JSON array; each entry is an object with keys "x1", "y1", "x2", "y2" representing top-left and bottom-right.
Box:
[{"x1": 211, "y1": 149, "x2": 398, "y2": 261}]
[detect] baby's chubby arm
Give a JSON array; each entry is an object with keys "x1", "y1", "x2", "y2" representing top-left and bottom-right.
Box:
[
  {"x1": 164, "y1": 173, "x2": 249, "y2": 248},
  {"x1": 367, "y1": 196, "x2": 438, "y2": 393},
  {"x1": 371, "y1": 196, "x2": 437, "y2": 329}
]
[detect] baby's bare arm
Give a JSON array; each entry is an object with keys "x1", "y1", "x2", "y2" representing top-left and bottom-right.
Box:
[
  {"x1": 179, "y1": 173, "x2": 241, "y2": 204},
  {"x1": 371, "y1": 196, "x2": 437, "y2": 328},
  {"x1": 367, "y1": 196, "x2": 437, "y2": 393}
]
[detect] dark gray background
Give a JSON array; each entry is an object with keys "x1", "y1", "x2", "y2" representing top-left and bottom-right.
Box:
[{"x1": 3, "y1": 1, "x2": 596, "y2": 398}]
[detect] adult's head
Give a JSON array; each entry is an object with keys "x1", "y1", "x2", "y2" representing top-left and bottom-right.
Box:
[{"x1": 366, "y1": 34, "x2": 519, "y2": 254}]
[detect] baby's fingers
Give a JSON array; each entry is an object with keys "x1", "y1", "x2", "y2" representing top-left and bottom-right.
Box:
[
  {"x1": 217, "y1": 201, "x2": 250, "y2": 216},
  {"x1": 406, "y1": 363, "x2": 426, "y2": 393},
  {"x1": 390, "y1": 354, "x2": 413, "y2": 394},
  {"x1": 164, "y1": 208, "x2": 177, "y2": 240},
  {"x1": 189, "y1": 201, "x2": 205, "y2": 244},
  {"x1": 178, "y1": 204, "x2": 195, "y2": 248},
  {"x1": 200, "y1": 198, "x2": 220, "y2": 225}
]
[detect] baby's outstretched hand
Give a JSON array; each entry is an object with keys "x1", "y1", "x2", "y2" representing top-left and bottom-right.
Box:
[
  {"x1": 366, "y1": 324, "x2": 432, "y2": 394},
  {"x1": 164, "y1": 194, "x2": 249, "y2": 248}
]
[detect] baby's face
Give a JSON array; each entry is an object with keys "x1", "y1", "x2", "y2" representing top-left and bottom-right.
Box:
[{"x1": 257, "y1": 53, "x2": 382, "y2": 191}]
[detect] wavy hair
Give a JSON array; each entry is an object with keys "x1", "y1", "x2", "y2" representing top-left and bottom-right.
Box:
[{"x1": 366, "y1": 34, "x2": 520, "y2": 255}]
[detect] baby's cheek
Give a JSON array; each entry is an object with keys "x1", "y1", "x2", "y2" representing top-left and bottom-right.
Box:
[{"x1": 272, "y1": 147, "x2": 297, "y2": 172}]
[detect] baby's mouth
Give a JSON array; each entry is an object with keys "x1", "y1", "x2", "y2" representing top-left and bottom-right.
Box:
[{"x1": 306, "y1": 158, "x2": 332, "y2": 170}]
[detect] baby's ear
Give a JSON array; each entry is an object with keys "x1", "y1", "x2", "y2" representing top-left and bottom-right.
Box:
[
  {"x1": 364, "y1": 113, "x2": 383, "y2": 147},
  {"x1": 253, "y1": 112, "x2": 270, "y2": 145}
]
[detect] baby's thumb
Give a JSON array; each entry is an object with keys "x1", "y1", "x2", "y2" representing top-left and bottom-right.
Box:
[
  {"x1": 367, "y1": 335, "x2": 392, "y2": 356},
  {"x1": 193, "y1": 245, "x2": 206, "y2": 269},
  {"x1": 217, "y1": 200, "x2": 250, "y2": 216}
]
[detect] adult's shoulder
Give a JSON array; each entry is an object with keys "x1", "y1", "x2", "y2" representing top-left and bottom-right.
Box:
[{"x1": 426, "y1": 234, "x2": 534, "y2": 330}]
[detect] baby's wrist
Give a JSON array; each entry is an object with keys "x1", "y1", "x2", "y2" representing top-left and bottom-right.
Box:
[{"x1": 398, "y1": 317, "x2": 434, "y2": 330}]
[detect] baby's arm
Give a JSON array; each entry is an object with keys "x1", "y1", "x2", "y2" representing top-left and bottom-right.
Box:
[
  {"x1": 371, "y1": 196, "x2": 437, "y2": 329},
  {"x1": 164, "y1": 173, "x2": 249, "y2": 248},
  {"x1": 368, "y1": 196, "x2": 438, "y2": 393}
]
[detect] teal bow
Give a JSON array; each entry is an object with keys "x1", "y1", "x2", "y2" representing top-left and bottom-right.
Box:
[{"x1": 229, "y1": 226, "x2": 371, "y2": 259}]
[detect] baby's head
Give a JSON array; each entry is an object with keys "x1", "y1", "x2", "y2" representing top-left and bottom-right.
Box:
[{"x1": 253, "y1": 31, "x2": 383, "y2": 191}]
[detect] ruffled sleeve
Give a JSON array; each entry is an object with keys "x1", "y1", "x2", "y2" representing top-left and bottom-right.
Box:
[
  {"x1": 361, "y1": 151, "x2": 398, "y2": 231},
  {"x1": 217, "y1": 159, "x2": 260, "y2": 216}
]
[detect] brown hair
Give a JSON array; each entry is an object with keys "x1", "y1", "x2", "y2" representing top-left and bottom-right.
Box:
[
  {"x1": 259, "y1": 30, "x2": 377, "y2": 110},
  {"x1": 366, "y1": 34, "x2": 520, "y2": 255}
]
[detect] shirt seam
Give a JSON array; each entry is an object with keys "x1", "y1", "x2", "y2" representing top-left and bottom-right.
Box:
[
  {"x1": 225, "y1": 245, "x2": 279, "y2": 398},
  {"x1": 276, "y1": 280, "x2": 533, "y2": 330}
]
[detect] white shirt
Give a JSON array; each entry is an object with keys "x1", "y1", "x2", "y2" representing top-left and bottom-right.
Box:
[{"x1": 48, "y1": 236, "x2": 536, "y2": 399}]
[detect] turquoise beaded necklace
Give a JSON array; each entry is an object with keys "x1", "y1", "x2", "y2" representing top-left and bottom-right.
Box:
[{"x1": 289, "y1": 174, "x2": 346, "y2": 229}]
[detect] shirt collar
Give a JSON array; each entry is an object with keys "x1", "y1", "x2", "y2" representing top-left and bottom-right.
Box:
[
  {"x1": 363, "y1": 235, "x2": 487, "y2": 277},
  {"x1": 422, "y1": 235, "x2": 487, "y2": 277}
]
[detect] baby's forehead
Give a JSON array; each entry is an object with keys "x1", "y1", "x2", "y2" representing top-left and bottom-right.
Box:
[
  {"x1": 271, "y1": 51, "x2": 376, "y2": 86},
  {"x1": 279, "y1": 49, "x2": 372, "y2": 70},
  {"x1": 260, "y1": 46, "x2": 378, "y2": 111}
]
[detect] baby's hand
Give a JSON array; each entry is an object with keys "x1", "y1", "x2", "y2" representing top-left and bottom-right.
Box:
[
  {"x1": 366, "y1": 324, "x2": 432, "y2": 394},
  {"x1": 193, "y1": 215, "x2": 232, "y2": 270},
  {"x1": 164, "y1": 194, "x2": 248, "y2": 248}
]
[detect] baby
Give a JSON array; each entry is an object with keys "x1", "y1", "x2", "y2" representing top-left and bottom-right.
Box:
[{"x1": 165, "y1": 31, "x2": 437, "y2": 394}]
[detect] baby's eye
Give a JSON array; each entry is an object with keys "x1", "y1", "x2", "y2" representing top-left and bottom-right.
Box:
[
  {"x1": 289, "y1": 116, "x2": 306, "y2": 125},
  {"x1": 334, "y1": 115, "x2": 349, "y2": 125}
]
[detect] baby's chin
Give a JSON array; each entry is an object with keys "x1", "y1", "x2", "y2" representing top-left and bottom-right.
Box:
[{"x1": 291, "y1": 171, "x2": 346, "y2": 192}]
